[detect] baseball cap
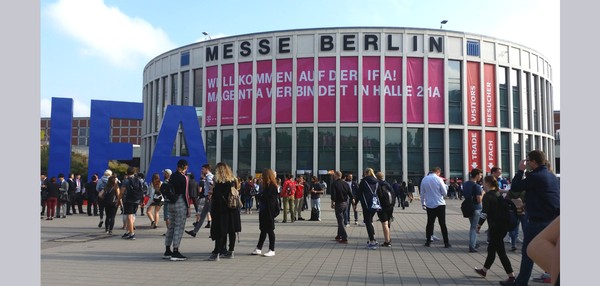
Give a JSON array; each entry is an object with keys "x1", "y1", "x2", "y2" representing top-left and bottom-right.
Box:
[{"x1": 162, "y1": 169, "x2": 172, "y2": 175}]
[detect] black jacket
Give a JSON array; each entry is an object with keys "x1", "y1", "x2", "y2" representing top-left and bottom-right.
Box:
[
  {"x1": 331, "y1": 179, "x2": 353, "y2": 203},
  {"x1": 510, "y1": 165, "x2": 560, "y2": 222}
]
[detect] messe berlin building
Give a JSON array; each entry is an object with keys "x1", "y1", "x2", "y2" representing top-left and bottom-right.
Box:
[{"x1": 140, "y1": 27, "x2": 555, "y2": 183}]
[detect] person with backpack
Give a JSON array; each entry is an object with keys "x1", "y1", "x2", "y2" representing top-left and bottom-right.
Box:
[
  {"x1": 120, "y1": 167, "x2": 143, "y2": 240},
  {"x1": 375, "y1": 171, "x2": 395, "y2": 247},
  {"x1": 463, "y1": 168, "x2": 484, "y2": 253},
  {"x1": 420, "y1": 167, "x2": 451, "y2": 248},
  {"x1": 357, "y1": 168, "x2": 380, "y2": 250},
  {"x1": 474, "y1": 175, "x2": 516, "y2": 285},
  {"x1": 101, "y1": 175, "x2": 121, "y2": 235},
  {"x1": 207, "y1": 162, "x2": 240, "y2": 261},
  {"x1": 243, "y1": 176, "x2": 255, "y2": 214},
  {"x1": 280, "y1": 174, "x2": 296, "y2": 223},
  {"x1": 96, "y1": 169, "x2": 112, "y2": 228}
]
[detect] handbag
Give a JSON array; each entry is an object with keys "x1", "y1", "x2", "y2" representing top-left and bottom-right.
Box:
[
  {"x1": 153, "y1": 192, "x2": 163, "y2": 203},
  {"x1": 460, "y1": 185, "x2": 477, "y2": 218}
]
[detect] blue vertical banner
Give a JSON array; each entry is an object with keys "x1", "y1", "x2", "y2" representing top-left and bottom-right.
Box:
[
  {"x1": 47, "y1": 97, "x2": 73, "y2": 178},
  {"x1": 88, "y1": 100, "x2": 143, "y2": 181},
  {"x1": 146, "y1": 105, "x2": 206, "y2": 182}
]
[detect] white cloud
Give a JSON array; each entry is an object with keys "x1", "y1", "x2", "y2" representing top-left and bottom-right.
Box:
[
  {"x1": 47, "y1": 0, "x2": 176, "y2": 69},
  {"x1": 40, "y1": 98, "x2": 51, "y2": 118}
]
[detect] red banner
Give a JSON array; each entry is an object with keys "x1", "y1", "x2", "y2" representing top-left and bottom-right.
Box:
[
  {"x1": 362, "y1": 56, "x2": 380, "y2": 123},
  {"x1": 220, "y1": 64, "x2": 234, "y2": 126},
  {"x1": 407, "y1": 57, "x2": 423, "y2": 123},
  {"x1": 384, "y1": 57, "x2": 402, "y2": 122},
  {"x1": 485, "y1": 131, "x2": 497, "y2": 173},
  {"x1": 468, "y1": 130, "x2": 481, "y2": 170},
  {"x1": 318, "y1": 57, "x2": 336, "y2": 122},
  {"x1": 205, "y1": 65, "x2": 218, "y2": 126},
  {"x1": 467, "y1": 61, "x2": 481, "y2": 126},
  {"x1": 237, "y1": 62, "x2": 253, "y2": 125},
  {"x1": 296, "y1": 58, "x2": 315, "y2": 123},
  {"x1": 484, "y1": 64, "x2": 496, "y2": 127},
  {"x1": 428, "y1": 58, "x2": 444, "y2": 124},
  {"x1": 255, "y1": 60, "x2": 272, "y2": 124},
  {"x1": 340, "y1": 57, "x2": 358, "y2": 122},
  {"x1": 276, "y1": 59, "x2": 293, "y2": 123}
]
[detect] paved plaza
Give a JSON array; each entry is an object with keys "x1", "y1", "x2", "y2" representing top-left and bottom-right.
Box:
[{"x1": 41, "y1": 198, "x2": 546, "y2": 286}]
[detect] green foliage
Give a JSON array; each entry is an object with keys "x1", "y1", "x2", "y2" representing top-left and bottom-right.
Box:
[{"x1": 40, "y1": 145, "x2": 130, "y2": 181}]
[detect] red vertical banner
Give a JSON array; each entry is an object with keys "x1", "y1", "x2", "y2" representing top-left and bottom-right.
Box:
[
  {"x1": 384, "y1": 57, "x2": 402, "y2": 123},
  {"x1": 237, "y1": 62, "x2": 253, "y2": 125},
  {"x1": 318, "y1": 57, "x2": 336, "y2": 123},
  {"x1": 428, "y1": 58, "x2": 444, "y2": 124},
  {"x1": 275, "y1": 59, "x2": 293, "y2": 123},
  {"x1": 407, "y1": 57, "x2": 424, "y2": 123},
  {"x1": 340, "y1": 56, "x2": 358, "y2": 122},
  {"x1": 484, "y1": 64, "x2": 496, "y2": 127},
  {"x1": 205, "y1": 65, "x2": 218, "y2": 126},
  {"x1": 468, "y1": 130, "x2": 482, "y2": 170},
  {"x1": 485, "y1": 131, "x2": 497, "y2": 173},
  {"x1": 296, "y1": 58, "x2": 315, "y2": 123},
  {"x1": 255, "y1": 60, "x2": 272, "y2": 124},
  {"x1": 362, "y1": 56, "x2": 380, "y2": 123},
  {"x1": 220, "y1": 64, "x2": 234, "y2": 126},
  {"x1": 467, "y1": 61, "x2": 481, "y2": 126}
]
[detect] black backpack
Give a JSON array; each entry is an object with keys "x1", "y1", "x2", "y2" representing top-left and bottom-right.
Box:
[
  {"x1": 103, "y1": 187, "x2": 118, "y2": 206},
  {"x1": 497, "y1": 195, "x2": 519, "y2": 232},
  {"x1": 377, "y1": 183, "x2": 396, "y2": 208},
  {"x1": 124, "y1": 177, "x2": 144, "y2": 203}
]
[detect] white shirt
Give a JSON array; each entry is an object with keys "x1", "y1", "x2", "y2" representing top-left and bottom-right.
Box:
[{"x1": 420, "y1": 172, "x2": 448, "y2": 208}]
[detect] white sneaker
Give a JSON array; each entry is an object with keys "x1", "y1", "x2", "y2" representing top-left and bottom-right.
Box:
[
  {"x1": 517, "y1": 238, "x2": 523, "y2": 243},
  {"x1": 262, "y1": 250, "x2": 275, "y2": 257},
  {"x1": 251, "y1": 248, "x2": 262, "y2": 255},
  {"x1": 431, "y1": 235, "x2": 440, "y2": 241}
]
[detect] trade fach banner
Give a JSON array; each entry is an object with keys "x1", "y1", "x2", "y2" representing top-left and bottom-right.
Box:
[
  {"x1": 362, "y1": 56, "x2": 380, "y2": 123},
  {"x1": 484, "y1": 63, "x2": 496, "y2": 127},
  {"x1": 384, "y1": 57, "x2": 403, "y2": 123},
  {"x1": 220, "y1": 63, "x2": 235, "y2": 125},
  {"x1": 296, "y1": 57, "x2": 315, "y2": 123},
  {"x1": 485, "y1": 131, "x2": 497, "y2": 173},
  {"x1": 467, "y1": 61, "x2": 481, "y2": 126},
  {"x1": 428, "y1": 58, "x2": 444, "y2": 124},
  {"x1": 237, "y1": 61, "x2": 253, "y2": 125},
  {"x1": 339, "y1": 57, "x2": 359, "y2": 122},
  {"x1": 276, "y1": 59, "x2": 293, "y2": 123},
  {"x1": 407, "y1": 57, "x2": 424, "y2": 123},
  {"x1": 318, "y1": 57, "x2": 336, "y2": 122},
  {"x1": 256, "y1": 60, "x2": 273, "y2": 124},
  {"x1": 468, "y1": 130, "x2": 481, "y2": 170},
  {"x1": 205, "y1": 65, "x2": 218, "y2": 126}
]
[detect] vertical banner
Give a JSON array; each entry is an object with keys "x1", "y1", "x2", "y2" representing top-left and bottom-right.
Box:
[
  {"x1": 205, "y1": 65, "x2": 218, "y2": 126},
  {"x1": 484, "y1": 64, "x2": 496, "y2": 127},
  {"x1": 384, "y1": 57, "x2": 402, "y2": 123},
  {"x1": 237, "y1": 62, "x2": 253, "y2": 125},
  {"x1": 428, "y1": 58, "x2": 444, "y2": 124},
  {"x1": 255, "y1": 60, "x2": 272, "y2": 124},
  {"x1": 220, "y1": 63, "x2": 234, "y2": 125},
  {"x1": 485, "y1": 131, "x2": 497, "y2": 173},
  {"x1": 276, "y1": 59, "x2": 293, "y2": 123},
  {"x1": 318, "y1": 57, "x2": 336, "y2": 122},
  {"x1": 407, "y1": 57, "x2": 424, "y2": 123},
  {"x1": 467, "y1": 61, "x2": 481, "y2": 126},
  {"x1": 362, "y1": 56, "x2": 381, "y2": 123},
  {"x1": 468, "y1": 130, "x2": 481, "y2": 171},
  {"x1": 340, "y1": 56, "x2": 358, "y2": 122},
  {"x1": 296, "y1": 58, "x2": 315, "y2": 123}
]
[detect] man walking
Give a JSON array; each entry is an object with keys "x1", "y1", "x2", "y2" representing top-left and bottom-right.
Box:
[
  {"x1": 420, "y1": 167, "x2": 451, "y2": 248},
  {"x1": 164, "y1": 159, "x2": 191, "y2": 261},
  {"x1": 331, "y1": 171, "x2": 353, "y2": 244},
  {"x1": 184, "y1": 164, "x2": 213, "y2": 237},
  {"x1": 121, "y1": 167, "x2": 143, "y2": 240},
  {"x1": 463, "y1": 168, "x2": 483, "y2": 252}
]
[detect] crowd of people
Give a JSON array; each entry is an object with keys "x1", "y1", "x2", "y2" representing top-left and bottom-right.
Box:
[{"x1": 40, "y1": 149, "x2": 560, "y2": 285}]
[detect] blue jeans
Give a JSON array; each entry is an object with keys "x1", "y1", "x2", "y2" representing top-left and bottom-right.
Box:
[
  {"x1": 245, "y1": 196, "x2": 253, "y2": 210},
  {"x1": 510, "y1": 213, "x2": 528, "y2": 248},
  {"x1": 514, "y1": 219, "x2": 552, "y2": 285},
  {"x1": 311, "y1": 198, "x2": 321, "y2": 219},
  {"x1": 469, "y1": 209, "x2": 481, "y2": 249}
]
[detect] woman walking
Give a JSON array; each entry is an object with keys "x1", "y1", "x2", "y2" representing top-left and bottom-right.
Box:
[
  {"x1": 101, "y1": 175, "x2": 121, "y2": 235},
  {"x1": 251, "y1": 168, "x2": 278, "y2": 257},
  {"x1": 146, "y1": 173, "x2": 163, "y2": 228},
  {"x1": 474, "y1": 175, "x2": 515, "y2": 285}
]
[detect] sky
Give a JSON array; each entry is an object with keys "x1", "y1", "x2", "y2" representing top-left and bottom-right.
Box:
[{"x1": 40, "y1": 0, "x2": 560, "y2": 117}]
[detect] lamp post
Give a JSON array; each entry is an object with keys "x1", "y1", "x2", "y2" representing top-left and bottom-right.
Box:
[
  {"x1": 440, "y1": 20, "x2": 448, "y2": 29},
  {"x1": 202, "y1": 31, "x2": 211, "y2": 40}
]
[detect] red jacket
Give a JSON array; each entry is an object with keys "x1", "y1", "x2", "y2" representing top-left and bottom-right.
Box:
[
  {"x1": 295, "y1": 183, "x2": 304, "y2": 199},
  {"x1": 281, "y1": 179, "x2": 296, "y2": 198}
]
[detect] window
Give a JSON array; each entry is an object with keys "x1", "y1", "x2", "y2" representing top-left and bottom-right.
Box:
[
  {"x1": 180, "y1": 51, "x2": 190, "y2": 66},
  {"x1": 256, "y1": 128, "x2": 271, "y2": 173},
  {"x1": 501, "y1": 132, "x2": 510, "y2": 177},
  {"x1": 205, "y1": 130, "x2": 217, "y2": 167},
  {"x1": 238, "y1": 129, "x2": 252, "y2": 175},
  {"x1": 193, "y1": 69, "x2": 203, "y2": 108},
  {"x1": 511, "y1": 69, "x2": 521, "y2": 129},
  {"x1": 276, "y1": 128, "x2": 292, "y2": 175},
  {"x1": 221, "y1": 130, "x2": 234, "y2": 167},
  {"x1": 449, "y1": 129, "x2": 463, "y2": 178},
  {"x1": 297, "y1": 128, "x2": 314, "y2": 171},
  {"x1": 513, "y1": 134, "x2": 522, "y2": 173},
  {"x1": 318, "y1": 127, "x2": 335, "y2": 171},
  {"x1": 533, "y1": 75, "x2": 540, "y2": 132},
  {"x1": 522, "y1": 72, "x2": 530, "y2": 130},
  {"x1": 340, "y1": 127, "x2": 358, "y2": 176},
  {"x1": 385, "y1": 127, "x2": 402, "y2": 182},
  {"x1": 171, "y1": 74, "x2": 178, "y2": 105},
  {"x1": 499, "y1": 67, "x2": 509, "y2": 128},
  {"x1": 162, "y1": 76, "x2": 168, "y2": 108},
  {"x1": 467, "y1": 41, "x2": 480, "y2": 57},
  {"x1": 448, "y1": 60, "x2": 462, "y2": 124},
  {"x1": 540, "y1": 78, "x2": 547, "y2": 133},
  {"x1": 363, "y1": 128, "x2": 380, "y2": 171},
  {"x1": 428, "y1": 129, "x2": 444, "y2": 170},
  {"x1": 182, "y1": 71, "x2": 190, "y2": 106},
  {"x1": 407, "y1": 128, "x2": 424, "y2": 180}
]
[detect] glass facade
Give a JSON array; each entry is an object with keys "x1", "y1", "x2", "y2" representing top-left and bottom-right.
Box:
[
  {"x1": 238, "y1": 129, "x2": 252, "y2": 175},
  {"x1": 513, "y1": 133, "x2": 521, "y2": 172},
  {"x1": 448, "y1": 129, "x2": 463, "y2": 178},
  {"x1": 511, "y1": 69, "x2": 521, "y2": 129},
  {"x1": 385, "y1": 127, "x2": 402, "y2": 181},
  {"x1": 428, "y1": 128, "x2": 444, "y2": 170},
  {"x1": 499, "y1": 66, "x2": 509, "y2": 128},
  {"x1": 296, "y1": 127, "x2": 313, "y2": 171},
  {"x1": 170, "y1": 74, "x2": 178, "y2": 105},
  {"x1": 193, "y1": 69, "x2": 203, "y2": 108},
  {"x1": 182, "y1": 71, "x2": 190, "y2": 106},
  {"x1": 276, "y1": 128, "x2": 292, "y2": 175},
  {"x1": 221, "y1": 129, "x2": 234, "y2": 167},
  {"x1": 256, "y1": 128, "x2": 271, "y2": 173},
  {"x1": 448, "y1": 60, "x2": 462, "y2": 124},
  {"x1": 340, "y1": 127, "x2": 358, "y2": 176},
  {"x1": 407, "y1": 128, "x2": 424, "y2": 181},
  {"x1": 318, "y1": 127, "x2": 335, "y2": 171},
  {"x1": 501, "y1": 132, "x2": 510, "y2": 178},
  {"x1": 205, "y1": 130, "x2": 217, "y2": 167},
  {"x1": 362, "y1": 127, "x2": 380, "y2": 171}
]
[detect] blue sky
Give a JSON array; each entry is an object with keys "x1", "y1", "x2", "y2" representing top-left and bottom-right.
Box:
[{"x1": 40, "y1": 0, "x2": 560, "y2": 117}]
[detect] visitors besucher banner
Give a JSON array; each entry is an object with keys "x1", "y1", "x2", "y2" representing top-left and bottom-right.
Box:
[
  {"x1": 484, "y1": 63, "x2": 496, "y2": 127},
  {"x1": 467, "y1": 61, "x2": 481, "y2": 126},
  {"x1": 468, "y1": 130, "x2": 481, "y2": 170}
]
